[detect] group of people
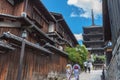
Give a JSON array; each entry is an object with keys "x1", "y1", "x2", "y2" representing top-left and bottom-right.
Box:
[
  {"x1": 84, "y1": 61, "x2": 92, "y2": 73},
  {"x1": 65, "y1": 63, "x2": 80, "y2": 80}
]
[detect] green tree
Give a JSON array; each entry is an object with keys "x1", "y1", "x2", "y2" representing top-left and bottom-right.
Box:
[
  {"x1": 65, "y1": 45, "x2": 88, "y2": 69},
  {"x1": 93, "y1": 55, "x2": 106, "y2": 64}
]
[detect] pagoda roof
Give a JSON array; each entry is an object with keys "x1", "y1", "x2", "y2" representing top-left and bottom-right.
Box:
[
  {"x1": 83, "y1": 33, "x2": 103, "y2": 36},
  {"x1": 83, "y1": 40, "x2": 104, "y2": 43},
  {"x1": 83, "y1": 26, "x2": 103, "y2": 29},
  {"x1": 87, "y1": 47, "x2": 104, "y2": 50}
]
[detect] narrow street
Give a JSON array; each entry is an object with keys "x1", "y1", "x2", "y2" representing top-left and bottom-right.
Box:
[{"x1": 71, "y1": 70, "x2": 102, "y2": 80}]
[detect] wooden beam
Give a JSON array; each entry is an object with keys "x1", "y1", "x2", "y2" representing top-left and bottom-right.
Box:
[
  {"x1": 0, "y1": 32, "x2": 53, "y2": 55},
  {"x1": 0, "y1": 21, "x2": 21, "y2": 27},
  {"x1": 0, "y1": 41, "x2": 15, "y2": 50},
  {"x1": 44, "y1": 43, "x2": 68, "y2": 57},
  {"x1": 0, "y1": 50, "x2": 5, "y2": 54},
  {"x1": 0, "y1": 14, "x2": 55, "y2": 44},
  {"x1": 33, "y1": 6, "x2": 49, "y2": 24}
]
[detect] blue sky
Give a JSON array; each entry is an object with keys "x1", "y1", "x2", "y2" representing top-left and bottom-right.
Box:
[{"x1": 42, "y1": 0, "x2": 102, "y2": 44}]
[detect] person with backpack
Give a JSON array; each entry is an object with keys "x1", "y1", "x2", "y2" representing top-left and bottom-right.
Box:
[{"x1": 73, "y1": 63, "x2": 81, "y2": 80}]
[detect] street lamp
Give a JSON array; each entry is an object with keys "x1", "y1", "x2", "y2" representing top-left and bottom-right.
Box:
[
  {"x1": 21, "y1": 30, "x2": 27, "y2": 39},
  {"x1": 17, "y1": 30, "x2": 27, "y2": 80}
]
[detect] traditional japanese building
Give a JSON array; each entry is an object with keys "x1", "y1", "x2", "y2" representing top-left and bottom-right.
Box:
[
  {"x1": 83, "y1": 10, "x2": 104, "y2": 56},
  {"x1": 0, "y1": 0, "x2": 78, "y2": 80},
  {"x1": 103, "y1": 0, "x2": 120, "y2": 80}
]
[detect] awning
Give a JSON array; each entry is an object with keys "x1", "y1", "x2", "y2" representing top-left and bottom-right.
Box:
[
  {"x1": 0, "y1": 41, "x2": 15, "y2": 51},
  {"x1": 0, "y1": 32, "x2": 53, "y2": 55},
  {"x1": 44, "y1": 43, "x2": 68, "y2": 57},
  {"x1": 0, "y1": 14, "x2": 55, "y2": 44}
]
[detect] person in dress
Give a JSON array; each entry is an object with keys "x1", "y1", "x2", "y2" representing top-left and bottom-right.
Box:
[
  {"x1": 73, "y1": 63, "x2": 81, "y2": 80},
  {"x1": 65, "y1": 64, "x2": 72, "y2": 80}
]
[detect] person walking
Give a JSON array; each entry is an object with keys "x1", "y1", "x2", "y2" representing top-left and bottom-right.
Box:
[
  {"x1": 83, "y1": 61, "x2": 87, "y2": 72},
  {"x1": 65, "y1": 63, "x2": 72, "y2": 80},
  {"x1": 73, "y1": 63, "x2": 81, "y2": 80},
  {"x1": 87, "y1": 61, "x2": 92, "y2": 73}
]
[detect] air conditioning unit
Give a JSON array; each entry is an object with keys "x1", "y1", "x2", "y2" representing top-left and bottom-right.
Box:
[{"x1": 21, "y1": 12, "x2": 27, "y2": 17}]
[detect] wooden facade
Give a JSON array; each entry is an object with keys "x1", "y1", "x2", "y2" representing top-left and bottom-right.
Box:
[
  {"x1": 0, "y1": 0, "x2": 78, "y2": 80},
  {"x1": 83, "y1": 26, "x2": 104, "y2": 55},
  {"x1": 82, "y1": 10, "x2": 104, "y2": 56}
]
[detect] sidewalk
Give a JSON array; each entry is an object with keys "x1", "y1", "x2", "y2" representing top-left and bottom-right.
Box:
[{"x1": 71, "y1": 70, "x2": 102, "y2": 80}]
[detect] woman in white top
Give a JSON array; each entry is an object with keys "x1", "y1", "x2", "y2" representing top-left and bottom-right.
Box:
[
  {"x1": 87, "y1": 61, "x2": 92, "y2": 73},
  {"x1": 84, "y1": 61, "x2": 87, "y2": 72},
  {"x1": 65, "y1": 64, "x2": 72, "y2": 80}
]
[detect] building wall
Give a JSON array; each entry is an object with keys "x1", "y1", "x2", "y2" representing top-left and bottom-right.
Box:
[
  {"x1": 0, "y1": 49, "x2": 20, "y2": 80},
  {"x1": 14, "y1": 2, "x2": 24, "y2": 16},
  {"x1": 0, "y1": 0, "x2": 70, "y2": 79},
  {"x1": 0, "y1": 47, "x2": 67, "y2": 80},
  {"x1": 0, "y1": 0, "x2": 24, "y2": 15},
  {"x1": 26, "y1": 1, "x2": 49, "y2": 33},
  {"x1": 105, "y1": 35, "x2": 120, "y2": 80},
  {"x1": 0, "y1": 0, "x2": 14, "y2": 14},
  {"x1": 104, "y1": 0, "x2": 120, "y2": 80},
  {"x1": 106, "y1": 47, "x2": 120, "y2": 80},
  {"x1": 107, "y1": 0, "x2": 120, "y2": 46},
  {"x1": 0, "y1": 21, "x2": 67, "y2": 79}
]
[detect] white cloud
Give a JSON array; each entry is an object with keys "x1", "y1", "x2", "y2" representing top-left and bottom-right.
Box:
[
  {"x1": 67, "y1": 0, "x2": 102, "y2": 18},
  {"x1": 70, "y1": 12, "x2": 79, "y2": 17},
  {"x1": 74, "y1": 33, "x2": 83, "y2": 41}
]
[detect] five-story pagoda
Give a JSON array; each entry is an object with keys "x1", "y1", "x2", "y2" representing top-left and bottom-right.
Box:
[{"x1": 82, "y1": 10, "x2": 104, "y2": 66}]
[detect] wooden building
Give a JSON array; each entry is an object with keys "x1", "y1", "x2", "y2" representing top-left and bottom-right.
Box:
[
  {"x1": 83, "y1": 26, "x2": 104, "y2": 55},
  {"x1": 82, "y1": 10, "x2": 104, "y2": 69},
  {"x1": 0, "y1": 0, "x2": 78, "y2": 80},
  {"x1": 103, "y1": 0, "x2": 120, "y2": 80},
  {"x1": 82, "y1": 10, "x2": 104, "y2": 56}
]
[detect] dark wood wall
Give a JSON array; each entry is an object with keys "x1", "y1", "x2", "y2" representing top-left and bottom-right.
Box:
[
  {"x1": 0, "y1": 0, "x2": 24, "y2": 16},
  {"x1": 26, "y1": 1, "x2": 49, "y2": 33},
  {"x1": 14, "y1": 2, "x2": 24, "y2": 16},
  {"x1": 0, "y1": 47, "x2": 67, "y2": 80},
  {"x1": 0, "y1": 27, "x2": 36, "y2": 43},
  {"x1": 0, "y1": 0, "x2": 14, "y2": 14},
  {"x1": 107, "y1": 0, "x2": 120, "y2": 46},
  {"x1": 0, "y1": 49, "x2": 20, "y2": 80},
  {"x1": 0, "y1": 21, "x2": 67, "y2": 80},
  {"x1": 0, "y1": 0, "x2": 68, "y2": 79}
]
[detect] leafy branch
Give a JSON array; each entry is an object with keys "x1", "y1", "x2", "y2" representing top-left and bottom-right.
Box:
[{"x1": 65, "y1": 45, "x2": 88, "y2": 69}]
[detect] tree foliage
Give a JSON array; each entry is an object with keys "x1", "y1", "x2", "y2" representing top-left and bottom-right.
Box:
[
  {"x1": 93, "y1": 55, "x2": 106, "y2": 64},
  {"x1": 65, "y1": 45, "x2": 88, "y2": 68}
]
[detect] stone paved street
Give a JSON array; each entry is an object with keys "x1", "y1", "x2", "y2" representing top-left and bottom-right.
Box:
[{"x1": 71, "y1": 70, "x2": 102, "y2": 80}]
